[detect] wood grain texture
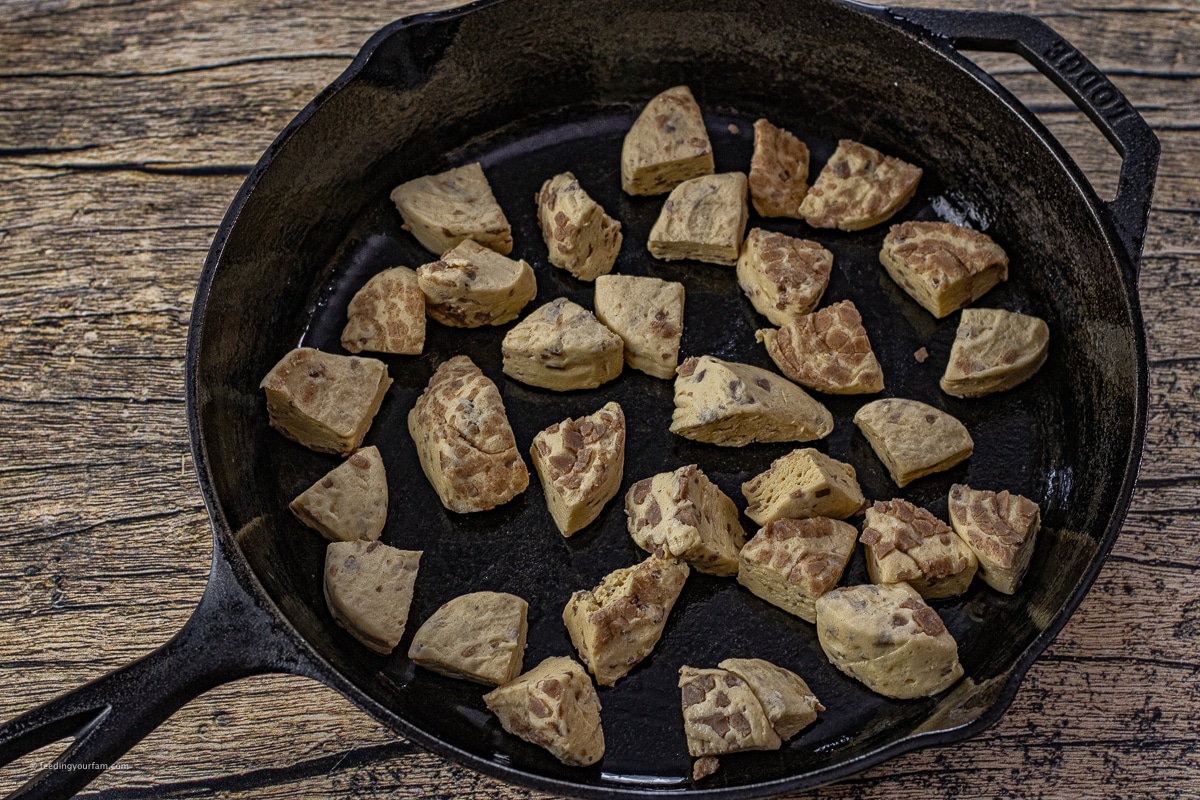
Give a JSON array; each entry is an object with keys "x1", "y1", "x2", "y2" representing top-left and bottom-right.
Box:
[{"x1": 1, "y1": 0, "x2": 1198, "y2": 797}]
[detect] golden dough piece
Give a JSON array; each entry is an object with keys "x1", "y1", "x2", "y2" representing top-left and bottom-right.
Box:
[
  {"x1": 416, "y1": 240, "x2": 536, "y2": 328},
  {"x1": 880, "y1": 221, "x2": 1009, "y2": 318},
  {"x1": 815, "y1": 582, "x2": 963, "y2": 699},
  {"x1": 341, "y1": 267, "x2": 425, "y2": 355},
  {"x1": 260, "y1": 347, "x2": 392, "y2": 456},
  {"x1": 678, "y1": 666, "x2": 781, "y2": 756},
  {"x1": 948, "y1": 484, "x2": 1041, "y2": 595},
  {"x1": 748, "y1": 119, "x2": 810, "y2": 218},
  {"x1": 593, "y1": 274, "x2": 685, "y2": 379},
  {"x1": 563, "y1": 556, "x2": 689, "y2": 686},
  {"x1": 483, "y1": 656, "x2": 605, "y2": 767},
  {"x1": 671, "y1": 356, "x2": 834, "y2": 447},
  {"x1": 737, "y1": 517, "x2": 858, "y2": 623},
  {"x1": 390, "y1": 162, "x2": 513, "y2": 255},
  {"x1": 736, "y1": 228, "x2": 832, "y2": 327},
  {"x1": 407, "y1": 356, "x2": 528, "y2": 513},
  {"x1": 799, "y1": 140, "x2": 922, "y2": 231},
  {"x1": 940, "y1": 308, "x2": 1050, "y2": 398},
  {"x1": 621, "y1": 85, "x2": 715, "y2": 196},
  {"x1": 647, "y1": 173, "x2": 749, "y2": 266},
  {"x1": 758, "y1": 300, "x2": 884, "y2": 395},
  {"x1": 861, "y1": 499, "x2": 978, "y2": 599},
  {"x1": 625, "y1": 464, "x2": 746, "y2": 576},
  {"x1": 853, "y1": 398, "x2": 973, "y2": 487},
  {"x1": 501, "y1": 298, "x2": 624, "y2": 391},
  {"x1": 408, "y1": 591, "x2": 528, "y2": 686},
  {"x1": 531, "y1": 402, "x2": 626, "y2": 536},
  {"x1": 536, "y1": 172, "x2": 623, "y2": 281},
  {"x1": 289, "y1": 446, "x2": 387, "y2": 542},
  {"x1": 323, "y1": 540, "x2": 421, "y2": 654},
  {"x1": 718, "y1": 658, "x2": 824, "y2": 740},
  {"x1": 741, "y1": 448, "x2": 865, "y2": 526}
]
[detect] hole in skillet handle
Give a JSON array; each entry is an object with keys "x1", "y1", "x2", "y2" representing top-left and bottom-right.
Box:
[{"x1": 891, "y1": 6, "x2": 1161, "y2": 272}]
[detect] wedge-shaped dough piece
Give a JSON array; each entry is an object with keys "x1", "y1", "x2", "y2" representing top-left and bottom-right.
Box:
[
  {"x1": 679, "y1": 666, "x2": 781, "y2": 756},
  {"x1": 408, "y1": 591, "x2": 528, "y2": 686},
  {"x1": 853, "y1": 398, "x2": 973, "y2": 487},
  {"x1": 737, "y1": 518, "x2": 857, "y2": 622},
  {"x1": 880, "y1": 221, "x2": 1009, "y2": 318},
  {"x1": 940, "y1": 308, "x2": 1050, "y2": 397},
  {"x1": 531, "y1": 402, "x2": 626, "y2": 536},
  {"x1": 718, "y1": 658, "x2": 824, "y2": 740},
  {"x1": 948, "y1": 484, "x2": 1041, "y2": 595},
  {"x1": 647, "y1": 173, "x2": 749, "y2": 266},
  {"x1": 260, "y1": 347, "x2": 392, "y2": 455},
  {"x1": 483, "y1": 656, "x2": 605, "y2": 767},
  {"x1": 736, "y1": 229, "x2": 832, "y2": 326},
  {"x1": 758, "y1": 300, "x2": 884, "y2": 394},
  {"x1": 289, "y1": 446, "x2": 387, "y2": 542},
  {"x1": 671, "y1": 356, "x2": 833, "y2": 447},
  {"x1": 501, "y1": 298, "x2": 623, "y2": 391},
  {"x1": 416, "y1": 240, "x2": 536, "y2": 328},
  {"x1": 816, "y1": 582, "x2": 962, "y2": 698},
  {"x1": 563, "y1": 556, "x2": 689, "y2": 686},
  {"x1": 593, "y1": 275, "x2": 685, "y2": 379},
  {"x1": 748, "y1": 119, "x2": 810, "y2": 218},
  {"x1": 799, "y1": 140, "x2": 922, "y2": 231},
  {"x1": 621, "y1": 85, "x2": 714, "y2": 196},
  {"x1": 408, "y1": 356, "x2": 529, "y2": 513},
  {"x1": 323, "y1": 540, "x2": 421, "y2": 654},
  {"x1": 536, "y1": 172, "x2": 623, "y2": 281},
  {"x1": 742, "y1": 448, "x2": 864, "y2": 526},
  {"x1": 626, "y1": 464, "x2": 746, "y2": 576},
  {"x1": 390, "y1": 162, "x2": 513, "y2": 255},
  {"x1": 861, "y1": 499, "x2": 977, "y2": 599},
  {"x1": 341, "y1": 267, "x2": 425, "y2": 355}
]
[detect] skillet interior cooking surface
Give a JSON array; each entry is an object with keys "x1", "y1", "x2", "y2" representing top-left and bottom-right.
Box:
[
  {"x1": 195, "y1": 0, "x2": 1144, "y2": 793},
  {"x1": 245, "y1": 110, "x2": 1085, "y2": 785}
]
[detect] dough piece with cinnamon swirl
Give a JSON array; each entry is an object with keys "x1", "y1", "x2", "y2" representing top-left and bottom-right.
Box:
[
  {"x1": 860, "y1": 499, "x2": 978, "y2": 599},
  {"x1": 341, "y1": 267, "x2": 425, "y2": 354},
  {"x1": 483, "y1": 657, "x2": 605, "y2": 767},
  {"x1": 748, "y1": 119, "x2": 810, "y2": 218},
  {"x1": 799, "y1": 140, "x2": 921, "y2": 231},
  {"x1": 501, "y1": 298, "x2": 624, "y2": 391},
  {"x1": 948, "y1": 484, "x2": 1041, "y2": 594},
  {"x1": 563, "y1": 556, "x2": 689, "y2": 686},
  {"x1": 289, "y1": 446, "x2": 387, "y2": 542},
  {"x1": 737, "y1": 517, "x2": 858, "y2": 622},
  {"x1": 671, "y1": 356, "x2": 833, "y2": 447},
  {"x1": 625, "y1": 465, "x2": 746, "y2": 577},
  {"x1": 594, "y1": 274, "x2": 685, "y2": 379},
  {"x1": 647, "y1": 173, "x2": 749, "y2": 266},
  {"x1": 736, "y1": 229, "x2": 832, "y2": 326},
  {"x1": 407, "y1": 356, "x2": 528, "y2": 513},
  {"x1": 741, "y1": 448, "x2": 864, "y2": 526},
  {"x1": 323, "y1": 540, "x2": 421, "y2": 655},
  {"x1": 391, "y1": 162, "x2": 513, "y2": 255},
  {"x1": 530, "y1": 402, "x2": 626, "y2": 536},
  {"x1": 416, "y1": 240, "x2": 536, "y2": 328},
  {"x1": 758, "y1": 300, "x2": 884, "y2": 394},
  {"x1": 940, "y1": 308, "x2": 1049, "y2": 398},
  {"x1": 880, "y1": 221, "x2": 1008, "y2": 318},
  {"x1": 536, "y1": 172, "x2": 623, "y2": 281},
  {"x1": 853, "y1": 398, "x2": 973, "y2": 487},
  {"x1": 621, "y1": 85, "x2": 715, "y2": 196},
  {"x1": 816, "y1": 582, "x2": 963, "y2": 699}
]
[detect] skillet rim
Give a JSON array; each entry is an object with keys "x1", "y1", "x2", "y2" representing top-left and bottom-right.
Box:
[{"x1": 185, "y1": 0, "x2": 1151, "y2": 796}]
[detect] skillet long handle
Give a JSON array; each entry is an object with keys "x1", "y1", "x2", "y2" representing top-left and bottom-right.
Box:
[
  {"x1": 896, "y1": 7, "x2": 1160, "y2": 268},
  {"x1": 0, "y1": 554, "x2": 309, "y2": 800}
]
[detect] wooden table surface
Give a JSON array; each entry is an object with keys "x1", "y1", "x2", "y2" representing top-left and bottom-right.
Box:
[{"x1": 1, "y1": 0, "x2": 1197, "y2": 797}]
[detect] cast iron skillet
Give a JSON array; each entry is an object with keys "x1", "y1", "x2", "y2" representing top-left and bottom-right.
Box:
[{"x1": 0, "y1": 1, "x2": 1159, "y2": 798}]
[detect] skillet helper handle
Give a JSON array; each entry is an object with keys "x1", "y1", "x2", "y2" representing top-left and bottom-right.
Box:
[
  {"x1": 0, "y1": 555, "x2": 306, "y2": 800},
  {"x1": 898, "y1": 7, "x2": 1160, "y2": 268}
]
